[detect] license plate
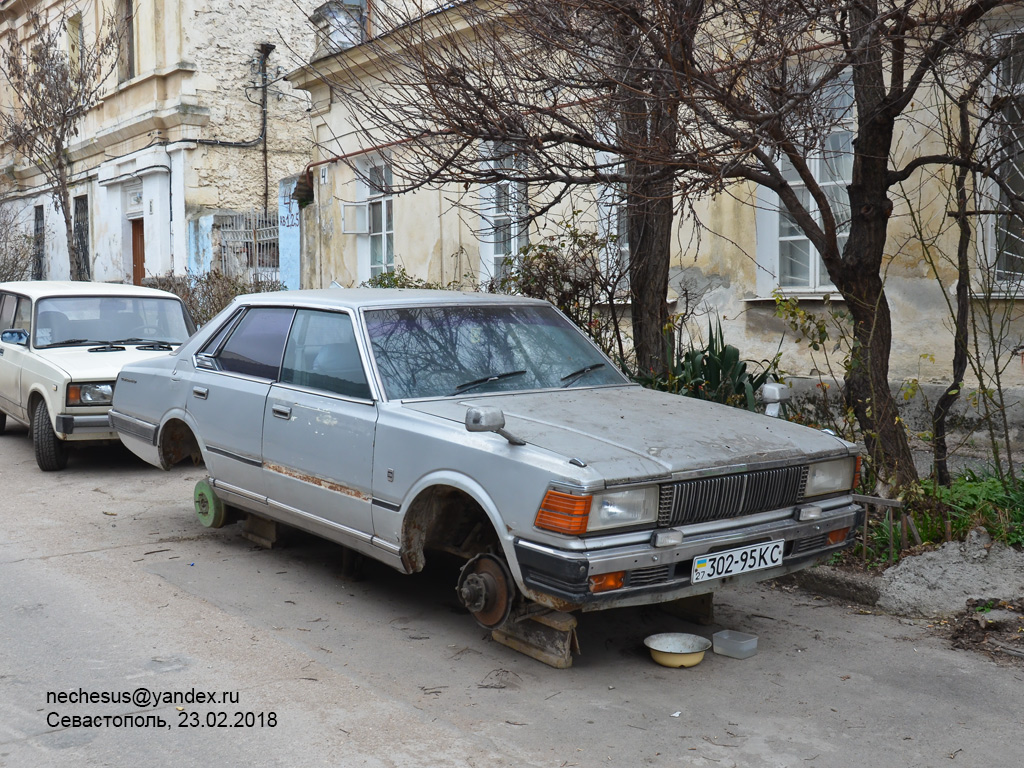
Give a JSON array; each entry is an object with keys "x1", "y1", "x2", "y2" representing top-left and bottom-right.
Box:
[{"x1": 692, "y1": 541, "x2": 784, "y2": 584}]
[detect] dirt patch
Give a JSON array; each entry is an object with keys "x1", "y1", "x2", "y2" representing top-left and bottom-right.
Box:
[
  {"x1": 793, "y1": 527, "x2": 1024, "y2": 665},
  {"x1": 875, "y1": 528, "x2": 1024, "y2": 618},
  {"x1": 942, "y1": 598, "x2": 1024, "y2": 666}
]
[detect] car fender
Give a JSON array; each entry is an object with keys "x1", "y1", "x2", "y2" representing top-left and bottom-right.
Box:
[
  {"x1": 395, "y1": 469, "x2": 526, "y2": 585},
  {"x1": 26, "y1": 382, "x2": 62, "y2": 430},
  {"x1": 156, "y1": 406, "x2": 210, "y2": 466}
]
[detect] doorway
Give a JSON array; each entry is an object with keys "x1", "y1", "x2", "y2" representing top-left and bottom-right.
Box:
[{"x1": 131, "y1": 219, "x2": 145, "y2": 284}]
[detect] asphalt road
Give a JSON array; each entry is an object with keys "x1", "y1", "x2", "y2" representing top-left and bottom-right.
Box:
[{"x1": 1, "y1": 426, "x2": 1022, "y2": 768}]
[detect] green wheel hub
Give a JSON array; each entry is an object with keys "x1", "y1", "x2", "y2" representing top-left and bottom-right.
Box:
[{"x1": 193, "y1": 479, "x2": 227, "y2": 528}]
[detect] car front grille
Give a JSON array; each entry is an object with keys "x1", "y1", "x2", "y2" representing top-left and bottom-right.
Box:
[
  {"x1": 792, "y1": 533, "x2": 830, "y2": 555},
  {"x1": 627, "y1": 564, "x2": 673, "y2": 586},
  {"x1": 658, "y1": 465, "x2": 808, "y2": 527}
]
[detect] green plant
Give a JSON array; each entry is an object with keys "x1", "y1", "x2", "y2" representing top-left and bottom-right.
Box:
[
  {"x1": 637, "y1": 319, "x2": 780, "y2": 411},
  {"x1": 146, "y1": 269, "x2": 286, "y2": 326},
  {"x1": 361, "y1": 265, "x2": 450, "y2": 290}
]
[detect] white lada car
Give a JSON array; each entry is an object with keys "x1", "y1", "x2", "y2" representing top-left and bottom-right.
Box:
[
  {"x1": 108, "y1": 289, "x2": 862, "y2": 663},
  {"x1": 0, "y1": 281, "x2": 195, "y2": 470}
]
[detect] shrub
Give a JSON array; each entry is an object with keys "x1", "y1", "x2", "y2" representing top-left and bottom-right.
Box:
[
  {"x1": 146, "y1": 269, "x2": 286, "y2": 326},
  {"x1": 637, "y1": 319, "x2": 781, "y2": 411}
]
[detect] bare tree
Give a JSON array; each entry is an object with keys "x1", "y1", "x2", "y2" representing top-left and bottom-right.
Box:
[
  {"x1": 307, "y1": 0, "x2": 1024, "y2": 489},
  {"x1": 0, "y1": 5, "x2": 121, "y2": 280}
]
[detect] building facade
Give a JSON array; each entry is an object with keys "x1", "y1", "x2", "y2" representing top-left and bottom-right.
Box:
[{"x1": 0, "y1": 0, "x2": 316, "y2": 285}]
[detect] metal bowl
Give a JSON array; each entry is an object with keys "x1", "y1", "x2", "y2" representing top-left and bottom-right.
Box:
[{"x1": 644, "y1": 632, "x2": 713, "y2": 668}]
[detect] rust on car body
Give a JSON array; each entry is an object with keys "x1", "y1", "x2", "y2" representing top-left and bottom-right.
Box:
[{"x1": 264, "y1": 462, "x2": 371, "y2": 501}]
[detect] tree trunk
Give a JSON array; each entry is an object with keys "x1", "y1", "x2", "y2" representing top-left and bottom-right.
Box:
[
  {"x1": 54, "y1": 160, "x2": 88, "y2": 281},
  {"x1": 837, "y1": 155, "x2": 919, "y2": 489},
  {"x1": 627, "y1": 176, "x2": 675, "y2": 375}
]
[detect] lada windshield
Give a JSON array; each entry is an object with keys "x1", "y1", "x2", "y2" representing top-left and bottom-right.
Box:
[
  {"x1": 364, "y1": 303, "x2": 628, "y2": 399},
  {"x1": 34, "y1": 296, "x2": 193, "y2": 348}
]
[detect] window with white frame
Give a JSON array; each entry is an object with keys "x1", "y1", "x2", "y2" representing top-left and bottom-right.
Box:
[
  {"x1": 367, "y1": 161, "x2": 394, "y2": 279},
  {"x1": 756, "y1": 71, "x2": 853, "y2": 295},
  {"x1": 993, "y1": 33, "x2": 1024, "y2": 283},
  {"x1": 481, "y1": 148, "x2": 528, "y2": 281}
]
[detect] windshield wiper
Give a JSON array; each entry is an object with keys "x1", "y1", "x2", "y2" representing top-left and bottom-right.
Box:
[
  {"x1": 560, "y1": 363, "x2": 605, "y2": 387},
  {"x1": 451, "y1": 369, "x2": 527, "y2": 395},
  {"x1": 87, "y1": 340, "x2": 127, "y2": 352},
  {"x1": 112, "y1": 338, "x2": 175, "y2": 350}
]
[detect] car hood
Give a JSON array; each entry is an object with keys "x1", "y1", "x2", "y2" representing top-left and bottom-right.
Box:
[
  {"x1": 33, "y1": 346, "x2": 177, "y2": 381},
  {"x1": 403, "y1": 386, "x2": 853, "y2": 484}
]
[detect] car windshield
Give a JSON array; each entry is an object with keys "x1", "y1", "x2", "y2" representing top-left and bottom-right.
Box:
[
  {"x1": 33, "y1": 296, "x2": 192, "y2": 348},
  {"x1": 364, "y1": 303, "x2": 628, "y2": 399}
]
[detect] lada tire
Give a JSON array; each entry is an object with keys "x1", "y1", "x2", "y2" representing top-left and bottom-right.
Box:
[
  {"x1": 0, "y1": 412, "x2": 6, "y2": 434},
  {"x1": 32, "y1": 402, "x2": 68, "y2": 471}
]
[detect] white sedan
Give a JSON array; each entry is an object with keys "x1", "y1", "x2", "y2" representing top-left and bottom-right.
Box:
[{"x1": 0, "y1": 281, "x2": 195, "y2": 470}]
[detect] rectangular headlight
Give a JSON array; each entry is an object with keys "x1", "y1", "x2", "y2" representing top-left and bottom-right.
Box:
[
  {"x1": 587, "y1": 487, "x2": 659, "y2": 532},
  {"x1": 804, "y1": 457, "x2": 857, "y2": 498},
  {"x1": 67, "y1": 382, "x2": 114, "y2": 406}
]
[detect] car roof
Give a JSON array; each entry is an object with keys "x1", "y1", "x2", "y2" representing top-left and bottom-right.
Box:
[
  {"x1": 234, "y1": 288, "x2": 552, "y2": 311},
  {"x1": 0, "y1": 281, "x2": 183, "y2": 300}
]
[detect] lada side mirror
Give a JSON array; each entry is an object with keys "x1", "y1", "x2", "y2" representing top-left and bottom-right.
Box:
[
  {"x1": 1, "y1": 329, "x2": 28, "y2": 346},
  {"x1": 465, "y1": 406, "x2": 526, "y2": 446},
  {"x1": 761, "y1": 382, "x2": 791, "y2": 418}
]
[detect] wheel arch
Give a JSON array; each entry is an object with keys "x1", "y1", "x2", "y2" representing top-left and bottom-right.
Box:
[
  {"x1": 156, "y1": 410, "x2": 206, "y2": 470},
  {"x1": 398, "y1": 476, "x2": 520, "y2": 582}
]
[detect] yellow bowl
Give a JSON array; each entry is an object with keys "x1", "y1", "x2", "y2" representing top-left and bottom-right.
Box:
[{"x1": 644, "y1": 633, "x2": 712, "y2": 668}]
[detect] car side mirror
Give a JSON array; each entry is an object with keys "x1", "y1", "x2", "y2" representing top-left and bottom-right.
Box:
[
  {"x1": 465, "y1": 406, "x2": 526, "y2": 446},
  {"x1": 1, "y1": 328, "x2": 28, "y2": 346},
  {"x1": 761, "y1": 382, "x2": 791, "y2": 418}
]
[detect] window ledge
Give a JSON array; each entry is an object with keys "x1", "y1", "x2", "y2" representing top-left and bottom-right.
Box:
[
  {"x1": 744, "y1": 292, "x2": 845, "y2": 304},
  {"x1": 969, "y1": 289, "x2": 1023, "y2": 300}
]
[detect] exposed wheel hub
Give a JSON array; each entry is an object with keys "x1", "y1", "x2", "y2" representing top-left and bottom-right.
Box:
[{"x1": 457, "y1": 554, "x2": 515, "y2": 629}]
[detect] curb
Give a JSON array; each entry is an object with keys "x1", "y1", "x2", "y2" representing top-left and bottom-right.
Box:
[{"x1": 787, "y1": 565, "x2": 882, "y2": 607}]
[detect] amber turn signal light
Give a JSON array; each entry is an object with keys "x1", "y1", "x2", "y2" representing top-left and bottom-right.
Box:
[
  {"x1": 828, "y1": 527, "x2": 851, "y2": 545},
  {"x1": 589, "y1": 571, "x2": 625, "y2": 593},
  {"x1": 535, "y1": 490, "x2": 592, "y2": 535}
]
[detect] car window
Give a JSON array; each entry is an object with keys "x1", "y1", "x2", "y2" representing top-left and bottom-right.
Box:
[
  {"x1": 280, "y1": 309, "x2": 371, "y2": 399},
  {"x1": 11, "y1": 296, "x2": 30, "y2": 331},
  {"x1": 0, "y1": 294, "x2": 14, "y2": 330},
  {"x1": 33, "y1": 296, "x2": 193, "y2": 347},
  {"x1": 213, "y1": 307, "x2": 295, "y2": 379},
  {"x1": 364, "y1": 304, "x2": 628, "y2": 399}
]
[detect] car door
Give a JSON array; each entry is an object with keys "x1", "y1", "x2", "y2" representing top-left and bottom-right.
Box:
[
  {"x1": 187, "y1": 306, "x2": 295, "y2": 503},
  {"x1": 262, "y1": 308, "x2": 377, "y2": 538},
  {"x1": 0, "y1": 293, "x2": 30, "y2": 421}
]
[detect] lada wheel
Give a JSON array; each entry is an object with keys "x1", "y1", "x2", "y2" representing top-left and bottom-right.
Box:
[
  {"x1": 457, "y1": 554, "x2": 516, "y2": 629},
  {"x1": 0, "y1": 412, "x2": 6, "y2": 434},
  {"x1": 194, "y1": 479, "x2": 228, "y2": 528},
  {"x1": 32, "y1": 402, "x2": 68, "y2": 471}
]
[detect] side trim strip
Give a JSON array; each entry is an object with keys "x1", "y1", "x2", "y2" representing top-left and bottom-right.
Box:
[
  {"x1": 108, "y1": 410, "x2": 158, "y2": 445},
  {"x1": 207, "y1": 445, "x2": 263, "y2": 467}
]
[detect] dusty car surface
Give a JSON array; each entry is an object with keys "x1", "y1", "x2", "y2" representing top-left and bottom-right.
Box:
[
  {"x1": 109, "y1": 289, "x2": 862, "y2": 660},
  {"x1": 0, "y1": 281, "x2": 195, "y2": 470}
]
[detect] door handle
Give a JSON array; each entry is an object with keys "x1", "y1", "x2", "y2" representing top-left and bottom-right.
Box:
[
  {"x1": 272, "y1": 404, "x2": 291, "y2": 419},
  {"x1": 192, "y1": 386, "x2": 209, "y2": 400}
]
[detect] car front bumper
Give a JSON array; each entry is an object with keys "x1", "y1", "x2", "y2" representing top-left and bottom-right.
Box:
[
  {"x1": 514, "y1": 501, "x2": 863, "y2": 611},
  {"x1": 55, "y1": 412, "x2": 118, "y2": 439}
]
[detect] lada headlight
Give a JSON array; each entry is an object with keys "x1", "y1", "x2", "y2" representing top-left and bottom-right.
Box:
[
  {"x1": 804, "y1": 457, "x2": 859, "y2": 498},
  {"x1": 67, "y1": 382, "x2": 114, "y2": 406},
  {"x1": 535, "y1": 487, "x2": 659, "y2": 535}
]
